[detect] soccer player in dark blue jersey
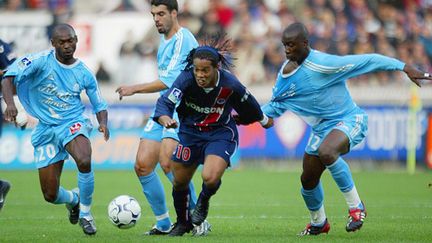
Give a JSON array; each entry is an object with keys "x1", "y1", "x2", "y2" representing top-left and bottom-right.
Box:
[
  {"x1": 154, "y1": 37, "x2": 269, "y2": 236},
  {"x1": 0, "y1": 38, "x2": 16, "y2": 212}
]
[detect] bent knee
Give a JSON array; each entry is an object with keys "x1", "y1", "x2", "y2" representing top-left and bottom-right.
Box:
[
  {"x1": 134, "y1": 162, "x2": 155, "y2": 176},
  {"x1": 202, "y1": 175, "x2": 220, "y2": 188},
  {"x1": 318, "y1": 147, "x2": 338, "y2": 165}
]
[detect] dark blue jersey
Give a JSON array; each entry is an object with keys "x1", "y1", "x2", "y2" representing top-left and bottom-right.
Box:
[
  {"x1": 0, "y1": 39, "x2": 16, "y2": 71},
  {"x1": 154, "y1": 69, "x2": 263, "y2": 131}
]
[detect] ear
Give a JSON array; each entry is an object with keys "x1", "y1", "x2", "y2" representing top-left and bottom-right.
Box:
[{"x1": 172, "y1": 9, "x2": 178, "y2": 18}]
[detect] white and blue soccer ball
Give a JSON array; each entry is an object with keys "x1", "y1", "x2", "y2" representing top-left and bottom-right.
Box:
[{"x1": 108, "y1": 195, "x2": 141, "y2": 229}]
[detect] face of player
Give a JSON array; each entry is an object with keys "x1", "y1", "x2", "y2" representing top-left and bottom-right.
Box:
[
  {"x1": 281, "y1": 32, "x2": 309, "y2": 64},
  {"x1": 51, "y1": 30, "x2": 77, "y2": 64},
  {"x1": 151, "y1": 4, "x2": 176, "y2": 35},
  {"x1": 193, "y1": 58, "x2": 218, "y2": 89}
]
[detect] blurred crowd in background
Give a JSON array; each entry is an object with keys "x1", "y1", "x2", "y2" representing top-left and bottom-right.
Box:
[{"x1": 1, "y1": 0, "x2": 432, "y2": 87}]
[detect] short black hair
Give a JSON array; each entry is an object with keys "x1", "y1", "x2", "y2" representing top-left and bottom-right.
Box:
[
  {"x1": 151, "y1": 0, "x2": 178, "y2": 12},
  {"x1": 51, "y1": 23, "x2": 76, "y2": 39}
]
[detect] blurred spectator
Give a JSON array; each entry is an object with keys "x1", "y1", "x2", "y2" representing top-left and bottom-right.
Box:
[
  {"x1": 2, "y1": 0, "x2": 431, "y2": 86},
  {"x1": 96, "y1": 61, "x2": 111, "y2": 83}
]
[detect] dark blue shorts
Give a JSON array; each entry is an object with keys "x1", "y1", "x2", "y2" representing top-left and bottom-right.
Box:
[{"x1": 172, "y1": 124, "x2": 238, "y2": 166}]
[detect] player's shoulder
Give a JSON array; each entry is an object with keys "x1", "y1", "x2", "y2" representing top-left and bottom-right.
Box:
[
  {"x1": 176, "y1": 27, "x2": 198, "y2": 45},
  {"x1": 220, "y1": 69, "x2": 243, "y2": 88},
  {"x1": 177, "y1": 69, "x2": 195, "y2": 83}
]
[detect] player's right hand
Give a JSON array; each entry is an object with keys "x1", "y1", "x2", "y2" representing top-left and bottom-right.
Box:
[
  {"x1": 4, "y1": 104, "x2": 18, "y2": 123},
  {"x1": 158, "y1": 115, "x2": 178, "y2": 129},
  {"x1": 261, "y1": 117, "x2": 274, "y2": 129},
  {"x1": 115, "y1": 86, "x2": 135, "y2": 100}
]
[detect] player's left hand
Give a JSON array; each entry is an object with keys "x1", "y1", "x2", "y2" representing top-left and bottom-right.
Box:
[
  {"x1": 98, "y1": 125, "x2": 110, "y2": 141},
  {"x1": 403, "y1": 64, "x2": 432, "y2": 87}
]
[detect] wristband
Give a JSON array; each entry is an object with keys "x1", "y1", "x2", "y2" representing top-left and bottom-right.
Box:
[{"x1": 260, "y1": 114, "x2": 269, "y2": 126}]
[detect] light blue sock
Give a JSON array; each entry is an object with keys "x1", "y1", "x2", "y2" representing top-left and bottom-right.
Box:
[
  {"x1": 78, "y1": 171, "x2": 94, "y2": 218},
  {"x1": 301, "y1": 181, "x2": 324, "y2": 211},
  {"x1": 165, "y1": 171, "x2": 197, "y2": 210},
  {"x1": 327, "y1": 157, "x2": 354, "y2": 192},
  {"x1": 140, "y1": 171, "x2": 171, "y2": 231},
  {"x1": 53, "y1": 186, "x2": 77, "y2": 205}
]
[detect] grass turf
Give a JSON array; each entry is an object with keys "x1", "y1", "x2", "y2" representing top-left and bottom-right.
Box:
[{"x1": 0, "y1": 168, "x2": 431, "y2": 242}]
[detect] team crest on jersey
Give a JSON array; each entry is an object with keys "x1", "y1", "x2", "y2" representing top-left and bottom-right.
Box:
[
  {"x1": 18, "y1": 57, "x2": 32, "y2": 68},
  {"x1": 73, "y1": 83, "x2": 80, "y2": 92},
  {"x1": 168, "y1": 88, "x2": 182, "y2": 104},
  {"x1": 216, "y1": 98, "x2": 226, "y2": 105},
  {"x1": 69, "y1": 123, "x2": 82, "y2": 134},
  {"x1": 0, "y1": 45, "x2": 4, "y2": 53}
]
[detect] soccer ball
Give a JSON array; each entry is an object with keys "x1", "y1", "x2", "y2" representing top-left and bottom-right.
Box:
[{"x1": 108, "y1": 195, "x2": 141, "y2": 229}]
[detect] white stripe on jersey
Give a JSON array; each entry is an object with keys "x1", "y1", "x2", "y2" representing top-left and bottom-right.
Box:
[
  {"x1": 163, "y1": 29, "x2": 184, "y2": 77},
  {"x1": 304, "y1": 60, "x2": 354, "y2": 74}
]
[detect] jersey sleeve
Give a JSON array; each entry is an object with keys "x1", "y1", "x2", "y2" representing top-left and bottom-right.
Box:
[
  {"x1": 261, "y1": 101, "x2": 287, "y2": 118},
  {"x1": 323, "y1": 53, "x2": 405, "y2": 81},
  {"x1": 230, "y1": 81, "x2": 264, "y2": 124},
  {"x1": 84, "y1": 71, "x2": 108, "y2": 113},
  {"x1": 159, "y1": 35, "x2": 197, "y2": 88},
  {"x1": 154, "y1": 72, "x2": 188, "y2": 122},
  {"x1": 3, "y1": 54, "x2": 44, "y2": 85}
]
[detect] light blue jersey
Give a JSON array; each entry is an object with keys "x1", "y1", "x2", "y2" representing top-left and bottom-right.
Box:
[
  {"x1": 156, "y1": 27, "x2": 198, "y2": 95},
  {"x1": 262, "y1": 50, "x2": 405, "y2": 154},
  {"x1": 142, "y1": 27, "x2": 198, "y2": 141},
  {"x1": 4, "y1": 49, "x2": 107, "y2": 125},
  {"x1": 4, "y1": 49, "x2": 107, "y2": 168}
]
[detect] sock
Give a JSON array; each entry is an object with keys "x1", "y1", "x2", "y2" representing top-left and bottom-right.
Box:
[
  {"x1": 165, "y1": 171, "x2": 197, "y2": 210},
  {"x1": 139, "y1": 171, "x2": 171, "y2": 231},
  {"x1": 327, "y1": 157, "x2": 361, "y2": 208},
  {"x1": 200, "y1": 180, "x2": 221, "y2": 201},
  {"x1": 53, "y1": 186, "x2": 76, "y2": 205},
  {"x1": 78, "y1": 171, "x2": 94, "y2": 218},
  {"x1": 301, "y1": 181, "x2": 326, "y2": 225},
  {"x1": 172, "y1": 187, "x2": 190, "y2": 223}
]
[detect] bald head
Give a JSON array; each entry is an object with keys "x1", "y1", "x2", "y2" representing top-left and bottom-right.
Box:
[
  {"x1": 52, "y1": 24, "x2": 76, "y2": 39},
  {"x1": 283, "y1": 22, "x2": 309, "y2": 42},
  {"x1": 281, "y1": 22, "x2": 310, "y2": 64},
  {"x1": 51, "y1": 23, "x2": 78, "y2": 65}
]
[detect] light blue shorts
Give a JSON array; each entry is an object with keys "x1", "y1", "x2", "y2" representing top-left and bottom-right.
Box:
[
  {"x1": 305, "y1": 111, "x2": 368, "y2": 156},
  {"x1": 31, "y1": 117, "x2": 92, "y2": 169},
  {"x1": 140, "y1": 110, "x2": 179, "y2": 142}
]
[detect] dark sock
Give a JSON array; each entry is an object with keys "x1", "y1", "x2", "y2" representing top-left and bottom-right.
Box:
[
  {"x1": 200, "y1": 180, "x2": 221, "y2": 201},
  {"x1": 172, "y1": 187, "x2": 190, "y2": 224}
]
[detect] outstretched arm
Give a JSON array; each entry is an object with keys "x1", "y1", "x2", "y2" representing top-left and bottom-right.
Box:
[
  {"x1": 115, "y1": 79, "x2": 168, "y2": 100},
  {"x1": 403, "y1": 64, "x2": 432, "y2": 87}
]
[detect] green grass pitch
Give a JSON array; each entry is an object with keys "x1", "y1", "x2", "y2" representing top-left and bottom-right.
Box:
[{"x1": 1, "y1": 168, "x2": 431, "y2": 242}]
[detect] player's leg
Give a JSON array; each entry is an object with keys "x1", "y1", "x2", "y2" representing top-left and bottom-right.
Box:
[
  {"x1": 66, "y1": 135, "x2": 96, "y2": 235},
  {"x1": 169, "y1": 161, "x2": 198, "y2": 236},
  {"x1": 298, "y1": 153, "x2": 330, "y2": 236},
  {"x1": 191, "y1": 155, "x2": 226, "y2": 226},
  {"x1": 135, "y1": 136, "x2": 173, "y2": 234},
  {"x1": 0, "y1": 179, "x2": 11, "y2": 212},
  {"x1": 319, "y1": 129, "x2": 366, "y2": 232},
  {"x1": 160, "y1": 134, "x2": 198, "y2": 210}
]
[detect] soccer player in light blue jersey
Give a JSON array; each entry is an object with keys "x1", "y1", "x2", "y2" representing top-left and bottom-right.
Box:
[
  {"x1": 260, "y1": 22, "x2": 431, "y2": 236},
  {"x1": 115, "y1": 0, "x2": 209, "y2": 236},
  {"x1": 2, "y1": 24, "x2": 109, "y2": 235}
]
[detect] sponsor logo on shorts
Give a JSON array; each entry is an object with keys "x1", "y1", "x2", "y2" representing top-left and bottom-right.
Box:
[{"x1": 70, "y1": 123, "x2": 82, "y2": 134}]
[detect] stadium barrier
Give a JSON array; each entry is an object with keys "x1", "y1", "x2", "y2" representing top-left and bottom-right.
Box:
[{"x1": 0, "y1": 104, "x2": 430, "y2": 170}]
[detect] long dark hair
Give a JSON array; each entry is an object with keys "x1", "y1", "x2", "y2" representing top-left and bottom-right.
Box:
[{"x1": 184, "y1": 35, "x2": 235, "y2": 71}]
